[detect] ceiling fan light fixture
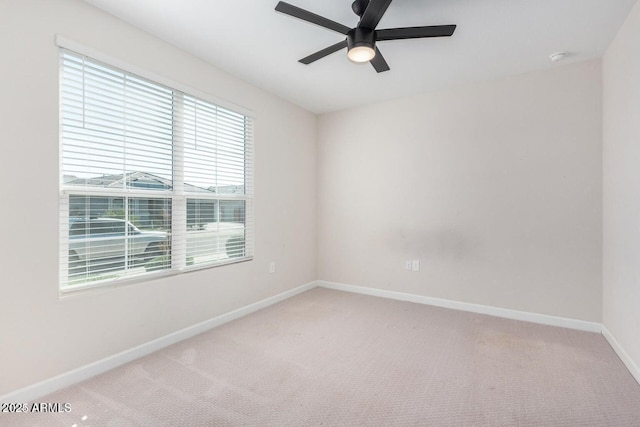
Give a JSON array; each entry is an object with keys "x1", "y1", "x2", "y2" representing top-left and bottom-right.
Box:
[
  {"x1": 348, "y1": 45, "x2": 376, "y2": 62},
  {"x1": 347, "y1": 27, "x2": 376, "y2": 63}
]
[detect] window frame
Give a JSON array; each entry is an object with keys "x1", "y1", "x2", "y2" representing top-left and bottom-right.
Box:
[{"x1": 58, "y1": 38, "x2": 254, "y2": 294}]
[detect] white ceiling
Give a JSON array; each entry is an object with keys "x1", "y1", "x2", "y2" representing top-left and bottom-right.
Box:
[{"x1": 84, "y1": 0, "x2": 636, "y2": 114}]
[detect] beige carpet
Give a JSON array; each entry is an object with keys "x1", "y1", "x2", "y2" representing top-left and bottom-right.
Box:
[{"x1": 4, "y1": 287, "x2": 640, "y2": 426}]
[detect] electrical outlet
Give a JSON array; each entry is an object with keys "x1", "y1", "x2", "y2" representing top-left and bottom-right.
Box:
[
  {"x1": 405, "y1": 260, "x2": 412, "y2": 270},
  {"x1": 269, "y1": 262, "x2": 276, "y2": 273},
  {"x1": 412, "y1": 260, "x2": 420, "y2": 272}
]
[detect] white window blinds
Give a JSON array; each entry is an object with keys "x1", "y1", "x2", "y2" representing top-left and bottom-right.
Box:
[{"x1": 59, "y1": 49, "x2": 254, "y2": 291}]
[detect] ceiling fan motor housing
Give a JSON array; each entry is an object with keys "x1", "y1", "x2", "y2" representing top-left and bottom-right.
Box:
[{"x1": 347, "y1": 27, "x2": 376, "y2": 51}]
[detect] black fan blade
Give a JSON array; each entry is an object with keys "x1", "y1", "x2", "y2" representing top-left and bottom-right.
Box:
[
  {"x1": 376, "y1": 25, "x2": 456, "y2": 41},
  {"x1": 275, "y1": 2, "x2": 351, "y2": 35},
  {"x1": 359, "y1": 0, "x2": 393, "y2": 30},
  {"x1": 299, "y1": 40, "x2": 348, "y2": 64},
  {"x1": 370, "y1": 47, "x2": 390, "y2": 73}
]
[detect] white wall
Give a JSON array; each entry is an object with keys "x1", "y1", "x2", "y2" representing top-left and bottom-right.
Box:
[
  {"x1": 603, "y1": 0, "x2": 640, "y2": 376},
  {"x1": 0, "y1": 0, "x2": 316, "y2": 395},
  {"x1": 318, "y1": 60, "x2": 603, "y2": 322}
]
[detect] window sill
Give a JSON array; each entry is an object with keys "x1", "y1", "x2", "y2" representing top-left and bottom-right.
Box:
[{"x1": 59, "y1": 256, "x2": 253, "y2": 298}]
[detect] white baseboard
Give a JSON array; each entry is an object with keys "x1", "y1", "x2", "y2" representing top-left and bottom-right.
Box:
[
  {"x1": 602, "y1": 326, "x2": 640, "y2": 385},
  {"x1": 317, "y1": 280, "x2": 603, "y2": 333},
  {"x1": 0, "y1": 281, "x2": 316, "y2": 404}
]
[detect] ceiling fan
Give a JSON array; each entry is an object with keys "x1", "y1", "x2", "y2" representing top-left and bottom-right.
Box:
[{"x1": 275, "y1": 0, "x2": 457, "y2": 73}]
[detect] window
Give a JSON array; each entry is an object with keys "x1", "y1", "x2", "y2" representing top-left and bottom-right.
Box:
[{"x1": 59, "y1": 49, "x2": 254, "y2": 291}]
